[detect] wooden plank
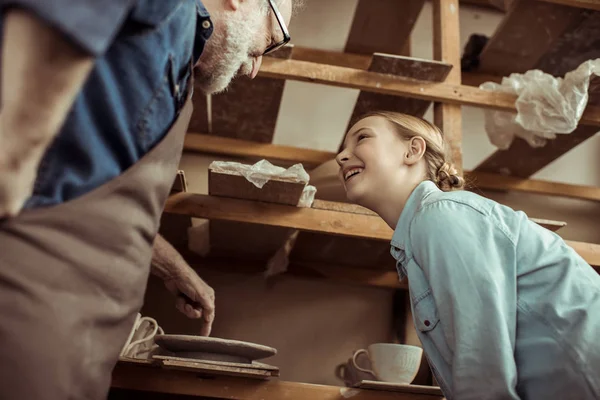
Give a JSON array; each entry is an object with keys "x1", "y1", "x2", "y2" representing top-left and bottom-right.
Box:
[
  {"x1": 534, "y1": 10, "x2": 600, "y2": 76},
  {"x1": 536, "y1": 0, "x2": 600, "y2": 11},
  {"x1": 344, "y1": 0, "x2": 423, "y2": 56},
  {"x1": 433, "y1": 0, "x2": 463, "y2": 170},
  {"x1": 189, "y1": 91, "x2": 209, "y2": 133},
  {"x1": 209, "y1": 47, "x2": 293, "y2": 143},
  {"x1": 474, "y1": 76, "x2": 600, "y2": 178},
  {"x1": 184, "y1": 133, "x2": 334, "y2": 168},
  {"x1": 182, "y1": 134, "x2": 600, "y2": 203},
  {"x1": 288, "y1": 262, "x2": 406, "y2": 289},
  {"x1": 465, "y1": 171, "x2": 600, "y2": 202},
  {"x1": 158, "y1": 359, "x2": 276, "y2": 380},
  {"x1": 477, "y1": 0, "x2": 584, "y2": 76},
  {"x1": 163, "y1": 193, "x2": 600, "y2": 267},
  {"x1": 347, "y1": 54, "x2": 452, "y2": 130},
  {"x1": 112, "y1": 362, "x2": 441, "y2": 400},
  {"x1": 290, "y1": 46, "x2": 502, "y2": 87},
  {"x1": 257, "y1": 58, "x2": 600, "y2": 127}
]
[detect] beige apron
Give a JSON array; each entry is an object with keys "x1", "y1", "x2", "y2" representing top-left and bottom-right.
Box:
[{"x1": 0, "y1": 78, "x2": 194, "y2": 399}]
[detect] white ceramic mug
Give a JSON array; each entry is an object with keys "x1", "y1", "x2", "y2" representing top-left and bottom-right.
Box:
[{"x1": 351, "y1": 343, "x2": 423, "y2": 384}]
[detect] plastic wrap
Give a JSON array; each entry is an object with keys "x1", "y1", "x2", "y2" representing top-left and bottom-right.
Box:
[
  {"x1": 479, "y1": 59, "x2": 600, "y2": 149},
  {"x1": 209, "y1": 159, "x2": 310, "y2": 188}
]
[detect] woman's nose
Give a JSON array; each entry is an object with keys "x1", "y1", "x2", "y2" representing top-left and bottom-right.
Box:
[{"x1": 336, "y1": 150, "x2": 349, "y2": 167}]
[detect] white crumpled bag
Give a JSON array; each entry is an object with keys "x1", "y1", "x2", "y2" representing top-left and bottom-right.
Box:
[{"x1": 479, "y1": 58, "x2": 600, "y2": 149}]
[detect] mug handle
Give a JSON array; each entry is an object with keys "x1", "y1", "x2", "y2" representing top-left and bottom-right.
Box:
[
  {"x1": 335, "y1": 363, "x2": 346, "y2": 380},
  {"x1": 351, "y1": 349, "x2": 377, "y2": 377}
]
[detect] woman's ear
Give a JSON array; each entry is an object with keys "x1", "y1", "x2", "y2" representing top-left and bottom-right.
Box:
[{"x1": 404, "y1": 137, "x2": 427, "y2": 165}]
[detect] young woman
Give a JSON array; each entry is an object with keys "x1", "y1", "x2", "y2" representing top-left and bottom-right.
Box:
[{"x1": 336, "y1": 111, "x2": 600, "y2": 400}]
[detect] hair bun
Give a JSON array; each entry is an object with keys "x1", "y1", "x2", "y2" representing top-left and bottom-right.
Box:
[{"x1": 436, "y1": 163, "x2": 465, "y2": 191}]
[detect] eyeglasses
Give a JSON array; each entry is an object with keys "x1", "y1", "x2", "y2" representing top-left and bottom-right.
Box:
[{"x1": 263, "y1": 0, "x2": 290, "y2": 55}]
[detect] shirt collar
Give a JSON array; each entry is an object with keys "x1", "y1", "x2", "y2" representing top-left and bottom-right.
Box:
[{"x1": 390, "y1": 180, "x2": 439, "y2": 251}]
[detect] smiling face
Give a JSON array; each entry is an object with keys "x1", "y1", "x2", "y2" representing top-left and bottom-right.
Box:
[{"x1": 336, "y1": 116, "x2": 414, "y2": 208}]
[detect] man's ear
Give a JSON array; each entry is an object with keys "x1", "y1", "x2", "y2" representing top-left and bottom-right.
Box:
[
  {"x1": 404, "y1": 137, "x2": 426, "y2": 165},
  {"x1": 224, "y1": 0, "x2": 242, "y2": 11}
]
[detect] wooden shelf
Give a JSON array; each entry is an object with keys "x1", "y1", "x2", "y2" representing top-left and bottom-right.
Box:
[
  {"x1": 164, "y1": 193, "x2": 600, "y2": 269},
  {"x1": 111, "y1": 361, "x2": 444, "y2": 400},
  {"x1": 183, "y1": 134, "x2": 600, "y2": 203}
]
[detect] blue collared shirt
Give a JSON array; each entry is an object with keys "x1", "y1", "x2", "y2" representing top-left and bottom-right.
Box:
[
  {"x1": 0, "y1": 0, "x2": 212, "y2": 208},
  {"x1": 390, "y1": 181, "x2": 600, "y2": 400}
]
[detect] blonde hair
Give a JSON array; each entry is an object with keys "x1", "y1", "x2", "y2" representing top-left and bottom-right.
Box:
[{"x1": 362, "y1": 111, "x2": 465, "y2": 191}]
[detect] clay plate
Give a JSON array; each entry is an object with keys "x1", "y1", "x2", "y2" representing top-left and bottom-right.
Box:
[{"x1": 154, "y1": 335, "x2": 277, "y2": 361}]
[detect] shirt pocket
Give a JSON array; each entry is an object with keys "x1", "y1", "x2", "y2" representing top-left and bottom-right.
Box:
[{"x1": 413, "y1": 290, "x2": 441, "y2": 332}]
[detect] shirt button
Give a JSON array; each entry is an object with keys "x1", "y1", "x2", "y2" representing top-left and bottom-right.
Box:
[
  {"x1": 424, "y1": 320, "x2": 431, "y2": 327},
  {"x1": 202, "y1": 20, "x2": 211, "y2": 29}
]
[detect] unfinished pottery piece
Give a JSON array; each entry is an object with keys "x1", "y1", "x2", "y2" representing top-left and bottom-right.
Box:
[{"x1": 154, "y1": 335, "x2": 277, "y2": 362}]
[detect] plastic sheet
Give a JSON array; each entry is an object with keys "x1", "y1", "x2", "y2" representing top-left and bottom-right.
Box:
[
  {"x1": 209, "y1": 159, "x2": 310, "y2": 188},
  {"x1": 479, "y1": 59, "x2": 600, "y2": 149}
]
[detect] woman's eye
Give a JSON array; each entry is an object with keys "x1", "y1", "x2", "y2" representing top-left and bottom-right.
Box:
[{"x1": 357, "y1": 134, "x2": 367, "y2": 141}]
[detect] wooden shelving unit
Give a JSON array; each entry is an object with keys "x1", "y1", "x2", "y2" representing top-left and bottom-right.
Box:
[{"x1": 111, "y1": 0, "x2": 600, "y2": 398}]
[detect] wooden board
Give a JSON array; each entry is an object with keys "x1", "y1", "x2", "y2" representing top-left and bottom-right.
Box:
[
  {"x1": 153, "y1": 355, "x2": 279, "y2": 372},
  {"x1": 158, "y1": 359, "x2": 276, "y2": 380},
  {"x1": 112, "y1": 362, "x2": 443, "y2": 399},
  {"x1": 433, "y1": 0, "x2": 463, "y2": 170},
  {"x1": 477, "y1": 0, "x2": 584, "y2": 76},
  {"x1": 344, "y1": 0, "x2": 424, "y2": 56},
  {"x1": 209, "y1": 46, "x2": 293, "y2": 143},
  {"x1": 347, "y1": 54, "x2": 453, "y2": 130},
  {"x1": 164, "y1": 193, "x2": 600, "y2": 268},
  {"x1": 535, "y1": 10, "x2": 600, "y2": 76},
  {"x1": 189, "y1": 91, "x2": 209, "y2": 133},
  {"x1": 159, "y1": 170, "x2": 192, "y2": 251},
  {"x1": 184, "y1": 133, "x2": 334, "y2": 168},
  {"x1": 258, "y1": 58, "x2": 600, "y2": 127},
  {"x1": 357, "y1": 380, "x2": 443, "y2": 397}
]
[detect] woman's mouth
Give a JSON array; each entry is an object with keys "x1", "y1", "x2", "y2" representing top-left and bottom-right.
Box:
[{"x1": 344, "y1": 167, "x2": 364, "y2": 182}]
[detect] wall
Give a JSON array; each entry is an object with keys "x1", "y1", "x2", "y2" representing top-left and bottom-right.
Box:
[{"x1": 141, "y1": 0, "x2": 600, "y2": 387}]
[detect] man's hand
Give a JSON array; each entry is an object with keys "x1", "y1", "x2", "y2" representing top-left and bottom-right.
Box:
[
  {"x1": 163, "y1": 268, "x2": 216, "y2": 336},
  {"x1": 151, "y1": 234, "x2": 215, "y2": 336}
]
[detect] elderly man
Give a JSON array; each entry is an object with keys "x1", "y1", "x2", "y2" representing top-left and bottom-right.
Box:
[{"x1": 0, "y1": 0, "x2": 295, "y2": 398}]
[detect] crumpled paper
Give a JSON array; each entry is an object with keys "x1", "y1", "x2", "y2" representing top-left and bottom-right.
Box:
[
  {"x1": 209, "y1": 160, "x2": 316, "y2": 207},
  {"x1": 479, "y1": 58, "x2": 600, "y2": 149}
]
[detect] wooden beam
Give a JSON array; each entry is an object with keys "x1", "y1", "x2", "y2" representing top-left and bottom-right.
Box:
[
  {"x1": 433, "y1": 0, "x2": 463, "y2": 170},
  {"x1": 257, "y1": 58, "x2": 600, "y2": 127},
  {"x1": 536, "y1": 0, "x2": 600, "y2": 11},
  {"x1": 477, "y1": 0, "x2": 584, "y2": 76},
  {"x1": 208, "y1": 46, "x2": 293, "y2": 143},
  {"x1": 112, "y1": 362, "x2": 439, "y2": 400},
  {"x1": 344, "y1": 0, "x2": 423, "y2": 56},
  {"x1": 465, "y1": 171, "x2": 600, "y2": 202},
  {"x1": 290, "y1": 46, "x2": 502, "y2": 87},
  {"x1": 346, "y1": 54, "x2": 452, "y2": 130},
  {"x1": 164, "y1": 193, "x2": 600, "y2": 267},
  {"x1": 184, "y1": 133, "x2": 334, "y2": 167},
  {"x1": 183, "y1": 133, "x2": 600, "y2": 203}
]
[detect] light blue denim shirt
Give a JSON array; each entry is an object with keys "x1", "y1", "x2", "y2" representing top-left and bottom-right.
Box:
[{"x1": 390, "y1": 180, "x2": 600, "y2": 400}]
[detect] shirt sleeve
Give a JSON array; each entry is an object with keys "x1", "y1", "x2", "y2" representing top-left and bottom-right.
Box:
[
  {"x1": 409, "y1": 201, "x2": 521, "y2": 400},
  {"x1": 0, "y1": 0, "x2": 136, "y2": 56}
]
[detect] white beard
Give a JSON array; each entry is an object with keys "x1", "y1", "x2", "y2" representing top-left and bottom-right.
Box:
[{"x1": 194, "y1": 10, "x2": 263, "y2": 95}]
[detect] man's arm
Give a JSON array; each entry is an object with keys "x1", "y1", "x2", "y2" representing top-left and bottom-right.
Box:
[
  {"x1": 410, "y1": 204, "x2": 521, "y2": 400},
  {"x1": 0, "y1": 9, "x2": 94, "y2": 216},
  {"x1": 152, "y1": 233, "x2": 215, "y2": 336}
]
